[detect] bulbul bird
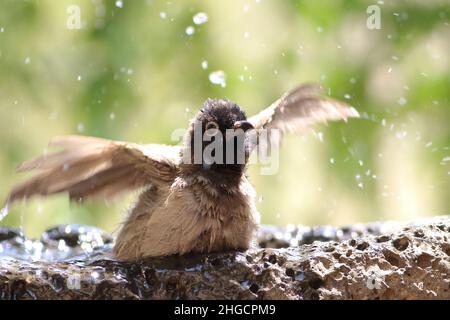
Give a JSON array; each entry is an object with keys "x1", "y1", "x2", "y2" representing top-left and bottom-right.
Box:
[{"x1": 5, "y1": 84, "x2": 359, "y2": 260}]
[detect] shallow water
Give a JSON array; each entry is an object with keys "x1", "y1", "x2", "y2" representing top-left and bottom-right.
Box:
[{"x1": 0, "y1": 221, "x2": 399, "y2": 263}]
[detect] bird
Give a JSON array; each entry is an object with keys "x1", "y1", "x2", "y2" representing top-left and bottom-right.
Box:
[{"x1": 4, "y1": 83, "x2": 359, "y2": 260}]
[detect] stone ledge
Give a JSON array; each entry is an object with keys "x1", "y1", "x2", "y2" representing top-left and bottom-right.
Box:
[{"x1": 0, "y1": 217, "x2": 449, "y2": 299}]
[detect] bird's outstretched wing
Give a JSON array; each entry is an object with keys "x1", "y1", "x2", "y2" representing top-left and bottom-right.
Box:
[
  {"x1": 248, "y1": 83, "x2": 359, "y2": 151},
  {"x1": 6, "y1": 135, "x2": 180, "y2": 204}
]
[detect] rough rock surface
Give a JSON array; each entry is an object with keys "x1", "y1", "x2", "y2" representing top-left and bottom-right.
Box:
[{"x1": 0, "y1": 217, "x2": 449, "y2": 300}]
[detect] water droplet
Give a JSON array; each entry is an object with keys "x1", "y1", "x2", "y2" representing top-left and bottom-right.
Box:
[
  {"x1": 201, "y1": 60, "x2": 208, "y2": 69},
  {"x1": 24, "y1": 57, "x2": 31, "y2": 64},
  {"x1": 358, "y1": 160, "x2": 364, "y2": 166},
  {"x1": 193, "y1": 12, "x2": 208, "y2": 25},
  {"x1": 344, "y1": 94, "x2": 351, "y2": 100},
  {"x1": 77, "y1": 123, "x2": 85, "y2": 133},
  {"x1": 243, "y1": 4, "x2": 250, "y2": 12},
  {"x1": 0, "y1": 27, "x2": 4, "y2": 33},
  {"x1": 185, "y1": 26, "x2": 195, "y2": 36},
  {"x1": 209, "y1": 70, "x2": 226, "y2": 87},
  {"x1": 24, "y1": 240, "x2": 33, "y2": 252},
  {"x1": 115, "y1": 0, "x2": 123, "y2": 8},
  {"x1": 81, "y1": 242, "x2": 93, "y2": 252},
  {"x1": 77, "y1": 75, "x2": 82, "y2": 81},
  {"x1": 381, "y1": 118, "x2": 386, "y2": 127},
  {"x1": 398, "y1": 97, "x2": 407, "y2": 105},
  {"x1": 244, "y1": 31, "x2": 250, "y2": 38},
  {"x1": 58, "y1": 240, "x2": 69, "y2": 252},
  {"x1": 317, "y1": 132, "x2": 324, "y2": 142},
  {"x1": 159, "y1": 11, "x2": 167, "y2": 19},
  {"x1": 330, "y1": 158, "x2": 335, "y2": 164},
  {"x1": 440, "y1": 156, "x2": 450, "y2": 165},
  {"x1": 316, "y1": 26, "x2": 323, "y2": 33},
  {"x1": 258, "y1": 195, "x2": 264, "y2": 203},
  {"x1": 0, "y1": 205, "x2": 9, "y2": 222},
  {"x1": 110, "y1": 112, "x2": 116, "y2": 120},
  {"x1": 396, "y1": 131, "x2": 407, "y2": 139}
]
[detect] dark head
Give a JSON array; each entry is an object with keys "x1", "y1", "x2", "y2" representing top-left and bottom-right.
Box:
[{"x1": 181, "y1": 99, "x2": 254, "y2": 182}]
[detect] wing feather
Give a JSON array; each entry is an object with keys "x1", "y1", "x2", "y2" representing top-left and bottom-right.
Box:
[
  {"x1": 248, "y1": 83, "x2": 359, "y2": 152},
  {"x1": 6, "y1": 136, "x2": 180, "y2": 204}
]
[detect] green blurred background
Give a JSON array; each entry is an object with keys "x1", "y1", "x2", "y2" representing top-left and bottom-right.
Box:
[{"x1": 0, "y1": 0, "x2": 448, "y2": 238}]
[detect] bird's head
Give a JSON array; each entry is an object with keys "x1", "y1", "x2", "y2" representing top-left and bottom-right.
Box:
[{"x1": 181, "y1": 99, "x2": 255, "y2": 180}]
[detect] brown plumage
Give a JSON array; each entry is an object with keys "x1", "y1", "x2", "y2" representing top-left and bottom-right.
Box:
[{"x1": 5, "y1": 83, "x2": 359, "y2": 260}]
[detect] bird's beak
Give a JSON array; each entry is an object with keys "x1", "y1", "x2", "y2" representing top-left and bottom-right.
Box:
[{"x1": 233, "y1": 120, "x2": 254, "y2": 131}]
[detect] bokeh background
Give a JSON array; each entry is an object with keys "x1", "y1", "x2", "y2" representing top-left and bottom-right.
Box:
[{"x1": 0, "y1": 0, "x2": 448, "y2": 238}]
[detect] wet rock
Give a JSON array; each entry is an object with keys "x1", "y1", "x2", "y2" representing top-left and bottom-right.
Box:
[{"x1": 0, "y1": 216, "x2": 449, "y2": 300}]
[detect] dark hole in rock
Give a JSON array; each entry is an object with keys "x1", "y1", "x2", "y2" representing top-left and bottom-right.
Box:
[
  {"x1": 416, "y1": 252, "x2": 434, "y2": 269},
  {"x1": 51, "y1": 274, "x2": 66, "y2": 292},
  {"x1": 349, "y1": 239, "x2": 357, "y2": 247},
  {"x1": 441, "y1": 244, "x2": 450, "y2": 256},
  {"x1": 376, "y1": 235, "x2": 390, "y2": 243},
  {"x1": 332, "y1": 252, "x2": 341, "y2": 259},
  {"x1": 346, "y1": 250, "x2": 352, "y2": 257},
  {"x1": 210, "y1": 258, "x2": 221, "y2": 267},
  {"x1": 249, "y1": 283, "x2": 259, "y2": 294},
  {"x1": 414, "y1": 230, "x2": 425, "y2": 238},
  {"x1": 285, "y1": 268, "x2": 295, "y2": 278},
  {"x1": 392, "y1": 236, "x2": 409, "y2": 251},
  {"x1": 383, "y1": 249, "x2": 404, "y2": 268},
  {"x1": 268, "y1": 254, "x2": 277, "y2": 264},
  {"x1": 356, "y1": 242, "x2": 369, "y2": 251},
  {"x1": 308, "y1": 278, "x2": 324, "y2": 290}
]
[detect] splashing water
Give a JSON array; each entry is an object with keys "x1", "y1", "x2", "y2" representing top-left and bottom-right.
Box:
[
  {"x1": 193, "y1": 12, "x2": 208, "y2": 25},
  {"x1": 208, "y1": 70, "x2": 226, "y2": 87},
  {"x1": 0, "y1": 205, "x2": 8, "y2": 222},
  {"x1": 185, "y1": 26, "x2": 195, "y2": 36}
]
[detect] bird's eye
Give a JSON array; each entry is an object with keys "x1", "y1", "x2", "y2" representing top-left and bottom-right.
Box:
[
  {"x1": 205, "y1": 121, "x2": 219, "y2": 131},
  {"x1": 205, "y1": 121, "x2": 219, "y2": 137}
]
